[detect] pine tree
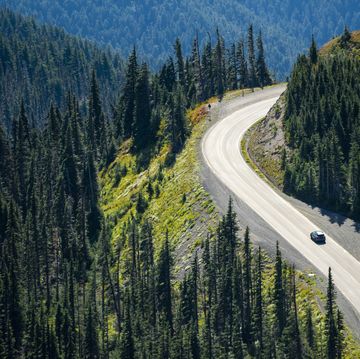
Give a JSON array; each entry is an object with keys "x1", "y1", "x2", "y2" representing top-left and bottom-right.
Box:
[
  {"x1": 121, "y1": 47, "x2": 138, "y2": 138},
  {"x1": 133, "y1": 63, "x2": 151, "y2": 150},
  {"x1": 215, "y1": 29, "x2": 224, "y2": 99},
  {"x1": 157, "y1": 232, "x2": 173, "y2": 333},
  {"x1": 247, "y1": 25, "x2": 257, "y2": 88},
  {"x1": 160, "y1": 57, "x2": 176, "y2": 92},
  {"x1": 12, "y1": 101, "x2": 31, "y2": 210},
  {"x1": 169, "y1": 87, "x2": 187, "y2": 153},
  {"x1": 325, "y1": 267, "x2": 337, "y2": 359},
  {"x1": 256, "y1": 31, "x2": 271, "y2": 88},
  {"x1": 191, "y1": 253, "x2": 199, "y2": 329},
  {"x1": 336, "y1": 309, "x2": 344, "y2": 359},
  {"x1": 232, "y1": 257, "x2": 244, "y2": 359},
  {"x1": 119, "y1": 300, "x2": 134, "y2": 359},
  {"x1": 61, "y1": 121, "x2": 79, "y2": 202},
  {"x1": 339, "y1": 26, "x2": 351, "y2": 48},
  {"x1": 190, "y1": 34, "x2": 205, "y2": 102},
  {"x1": 0, "y1": 124, "x2": 12, "y2": 191},
  {"x1": 174, "y1": 38, "x2": 185, "y2": 87},
  {"x1": 227, "y1": 43, "x2": 238, "y2": 90},
  {"x1": 1, "y1": 201, "x2": 23, "y2": 352},
  {"x1": 305, "y1": 306, "x2": 315, "y2": 352},
  {"x1": 84, "y1": 271, "x2": 99, "y2": 359},
  {"x1": 83, "y1": 151, "x2": 101, "y2": 243},
  {"x1": 274, "y1": 241, "x2": 285, "y2": 334},
  {"x1": 202, "y1": 41, "x2": 214, "y2": 99},
  {"x1": 309, "y1": 35, "x2": 318, "y2": 65},
  {"x1": 242, "y1": 226, "x2": 252, "y2": 345},
  {"x1": 291, "y1": 267, "x2": 302, "y2": 358},
  {"x1": 88, "y1": 70, "x2": 106, "y2": 157},
  {"x1": 237, "y1": 39, "x2": 248, "y2": 89},
  {"x1": 254, "y1": 248, "x2": 263, "y2": 352}
]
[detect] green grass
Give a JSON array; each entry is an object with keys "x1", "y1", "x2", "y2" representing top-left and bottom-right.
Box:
[{"x1": 99, "y1": 103, "x2": 219, "y2": 260}]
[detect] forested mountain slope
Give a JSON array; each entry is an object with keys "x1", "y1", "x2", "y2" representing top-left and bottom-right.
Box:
[
  {"x1": 248, "y1": 29, "x2": 360, "y2": 221},
  {"x1": 283, "y1": 29, "x2": 360, "y2": 219},
  {"x1": 0, "y1": 9, "x2": 123, "y2": 128},
  {"x1": 2, "y1": 0, "x2": 359, "y2": 79}
]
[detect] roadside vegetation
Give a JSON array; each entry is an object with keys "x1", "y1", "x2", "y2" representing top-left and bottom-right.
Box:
[{"x1": 99, "y1": 101, "x2": 219, "y2": 269}]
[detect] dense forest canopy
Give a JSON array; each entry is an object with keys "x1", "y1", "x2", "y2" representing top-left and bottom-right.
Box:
[
  {"x1": 0, "y1": 9, "x2": 123, "y2": 129},
  {"x1": 283, "y1": 29, "x2": 360, "y2": 219},
  {"x1": 1, "y1": 0, "x2": 359, "y2": 79}
]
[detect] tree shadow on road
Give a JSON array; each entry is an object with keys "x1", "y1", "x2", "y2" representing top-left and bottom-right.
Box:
[
  {"x1": 319, "y1": 207, "x2": 346, "y2": 227},
  {"x1": 317, "y1": 206, "x2": 360, "y2": 233}
]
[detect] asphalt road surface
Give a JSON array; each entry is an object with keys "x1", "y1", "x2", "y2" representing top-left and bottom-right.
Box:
[{"x1": 201, "y1": 85, "x2": 360, "y2": 321}]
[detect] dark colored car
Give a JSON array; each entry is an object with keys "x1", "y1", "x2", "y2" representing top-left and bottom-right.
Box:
[{"x1": 310, "y1": 231, "x2": 326, "y2": 244}]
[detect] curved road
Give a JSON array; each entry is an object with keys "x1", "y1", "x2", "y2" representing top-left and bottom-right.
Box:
[{"x1": 202, "y1": 86, "x2": 360, "y2": 316}]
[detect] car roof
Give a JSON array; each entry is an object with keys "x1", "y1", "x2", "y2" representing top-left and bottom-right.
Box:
[{"x1": 315, "y1": 231, "x2": 325, "y2": 235}]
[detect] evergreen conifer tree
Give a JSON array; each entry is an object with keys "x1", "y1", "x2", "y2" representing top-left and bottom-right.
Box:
[
  {"x1": 121, "y1": 47, "x2": 138, "y2": 138},
  {"x1": 326, "y1": 267, "x2": 337, "y2": 359},
  {"x1": 133, "y1": 63, "x2": 151, "y2": 150},
  {"x1": 256, "y1": 31, "x2": 272, "y2": 87},
  {"x1": 309, "y1": 35, "x2": 318, "y2": 65},
  {"x1": 247, "y1": 25, "x2": 257, "y2": 88}
]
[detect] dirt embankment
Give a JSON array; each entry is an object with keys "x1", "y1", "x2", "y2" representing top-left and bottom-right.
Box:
[{"x1": 244, "y1": 93, "x2": 287, "y2": 188}]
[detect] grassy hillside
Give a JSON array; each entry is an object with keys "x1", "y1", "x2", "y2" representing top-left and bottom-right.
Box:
[
  {"x1": 2, "y1": 0, "x2": 360, "y2": 78},
  {"x1": 99, "y1": 100, "x2": 219, "y2": 270}
]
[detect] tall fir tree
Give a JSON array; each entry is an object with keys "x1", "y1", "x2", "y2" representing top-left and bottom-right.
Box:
[
  {"x1": 247, "y1": 25, "x2": 257, "y2": 88},
  {"x1": 326, "y1": 267, "x2": 337, "y2": 359},
  {"x1": 121, "y1": 47, "x2": 138, "y2": 139},
  {"x1": 174, "y1": 38, "x2": 185, "y2": 88},
  {"x1": 237, "y1": 39, "x2": 248, "y2": 89},
  {"x1": 309, "y1": 35, "x2": 318, "y2": 65},
  {"x1": 274, "y1": 242, "x2": 285, "y2": 334},
  {"x1": 256, "y1": 31, "x2": 272, "y2": 87},
  {"x1": 133, "y1": 63, "x2": 151, "y2": 150}
]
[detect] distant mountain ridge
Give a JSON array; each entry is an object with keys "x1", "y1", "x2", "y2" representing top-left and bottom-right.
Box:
[{"x1": 1, "y1": 0, "x2": 359, "y2": 78}]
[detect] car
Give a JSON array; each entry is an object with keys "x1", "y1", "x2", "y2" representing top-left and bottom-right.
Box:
[{"x1": 310, "y1": 230, "x2": 326, "y2": 244}]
